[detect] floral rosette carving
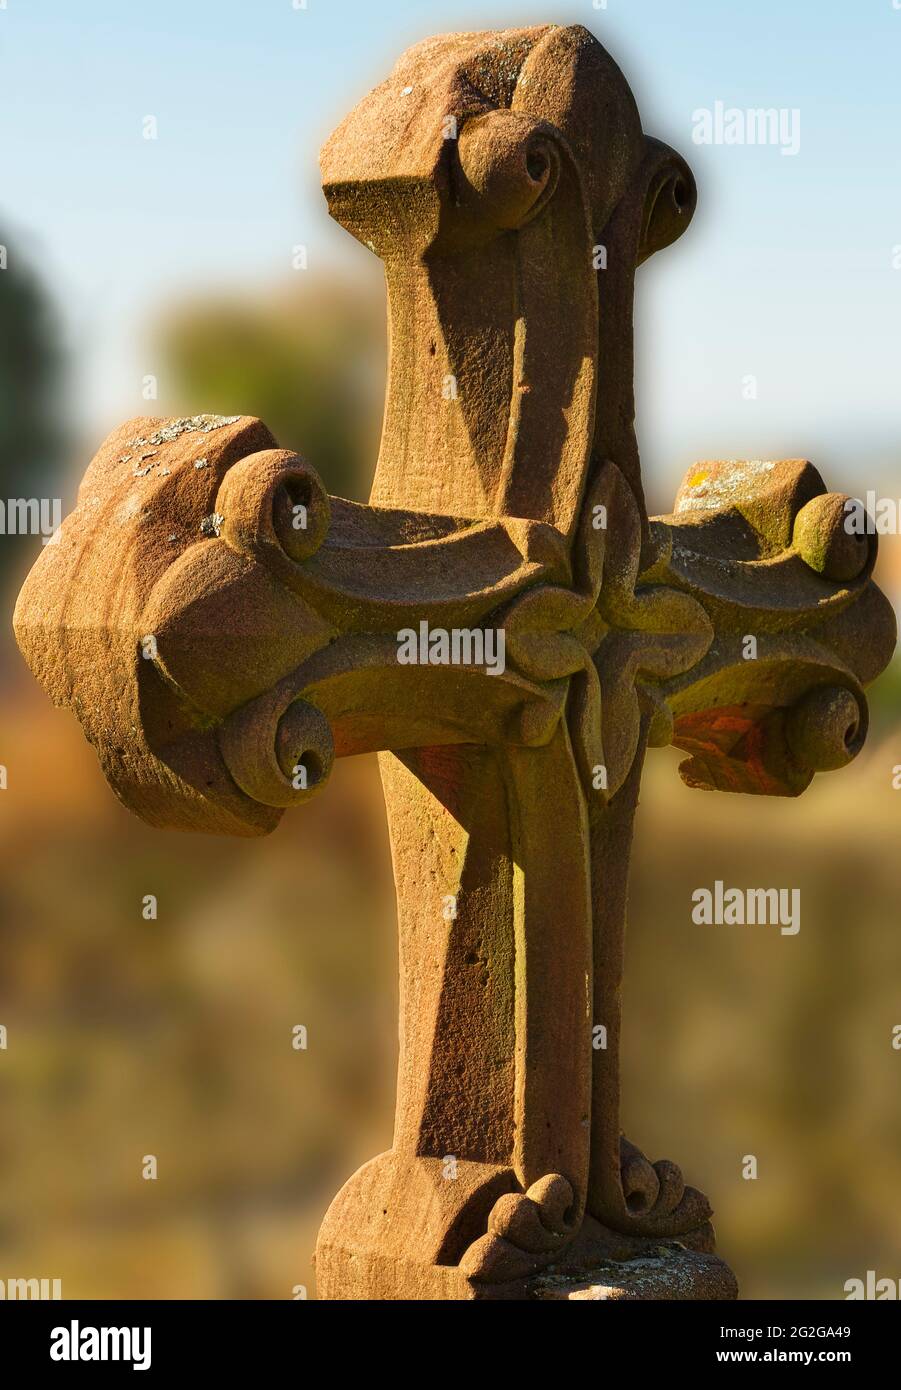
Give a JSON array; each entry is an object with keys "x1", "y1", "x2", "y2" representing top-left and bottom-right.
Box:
[{"x1": 502, "y1": 459, "x2": 713, "y2": 799}]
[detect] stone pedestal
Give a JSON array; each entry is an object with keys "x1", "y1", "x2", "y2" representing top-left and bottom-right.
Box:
[{"x1": 316, "y1": 1206, "x2": 738, "y2": 1301}]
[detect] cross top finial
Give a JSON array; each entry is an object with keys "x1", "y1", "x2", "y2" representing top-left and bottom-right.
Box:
[{"x1": 321, "y1": 22, "x2": 695, "y2": 539}]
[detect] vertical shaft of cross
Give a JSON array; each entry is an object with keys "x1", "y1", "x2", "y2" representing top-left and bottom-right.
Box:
[
  {"x1": 587, "y1": 718, "x2": 650, "y2": 1222},
  {"x1": 504, "y1": 731, "x2": 592, "y2": 1201},
  {"x1": 380, "y1": 729, "x2": 594, "y2": 1214}
]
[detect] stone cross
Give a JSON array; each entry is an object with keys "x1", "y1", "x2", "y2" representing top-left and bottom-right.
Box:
[{"x1": 14, "y1": 25, "x2": 896, "y2": 1300}]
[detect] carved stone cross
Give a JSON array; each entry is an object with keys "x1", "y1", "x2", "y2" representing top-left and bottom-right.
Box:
[{"x1": 14, "y1": 25, "x2": 896, "y2": 1300}]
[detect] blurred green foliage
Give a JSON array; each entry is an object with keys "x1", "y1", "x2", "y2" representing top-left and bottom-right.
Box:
[{"x1": 155, "y1": 278, "x2": 385, "y2": 502}]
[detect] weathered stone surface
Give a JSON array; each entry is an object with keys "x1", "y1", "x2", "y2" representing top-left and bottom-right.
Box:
[
  {"x1": 533, "y1": 1246, "x2": 738, "y2": 1301},
  {"x1": 13, "y1": 23, "x2": 896, "y2": 1301}
]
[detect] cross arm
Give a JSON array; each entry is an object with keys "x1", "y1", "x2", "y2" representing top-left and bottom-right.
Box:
[
  {"x1": 12, "y1": 412, "x2": 587, "y2": 837},
  {"x1": 645, "y1": 457, "x2": 897, "y2": 795}
]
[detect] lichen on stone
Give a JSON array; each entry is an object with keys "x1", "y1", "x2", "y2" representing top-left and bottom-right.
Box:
[{"x1": 127, "y1": 414, "x2": 241, "y2": 450}]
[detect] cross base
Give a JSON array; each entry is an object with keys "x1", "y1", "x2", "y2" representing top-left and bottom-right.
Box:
[
  {"x1": 316, "y1": 1227, "x2": 737, "y2": 1302},
  {"x1": 315, "y1": 1174, "x2": 738, "y2": 1300}
]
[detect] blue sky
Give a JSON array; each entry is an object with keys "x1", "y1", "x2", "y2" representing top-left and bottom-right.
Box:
[{"x1": 1, "y1": 0, "x2": 900, "y2": 510}]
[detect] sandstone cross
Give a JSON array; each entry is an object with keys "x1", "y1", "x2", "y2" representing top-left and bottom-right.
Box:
[{"x1": 14, "y1": 25, "x2": 896, "y2": 1300}]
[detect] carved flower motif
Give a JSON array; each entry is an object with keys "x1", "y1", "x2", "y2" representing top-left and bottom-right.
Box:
[{"x1": 503, "y1": 459, "x2": 712, "y2": 798}]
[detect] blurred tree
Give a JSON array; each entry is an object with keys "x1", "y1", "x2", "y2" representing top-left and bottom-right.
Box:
[
  {"x1": 0, "y1": 227, "x2": 67, "y2": 567},
  {"x1": 156, "y1": 277, "x2": 385, "y2": 502}
]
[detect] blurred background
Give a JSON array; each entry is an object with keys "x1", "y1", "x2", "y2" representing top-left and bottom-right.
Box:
[{"x1": 1, "y1": 0, "x2": 900, "y2": 1300}]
